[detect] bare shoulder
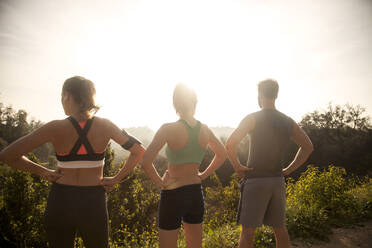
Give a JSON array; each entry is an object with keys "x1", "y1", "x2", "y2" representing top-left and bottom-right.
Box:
[
  {"x1": 161, "y1": 121, "x2": 178, "y2": 131},
  {"x1": 199, "y1": 122, "x2": 214, "y2": 139},
  {"x1": 200, "y1": 122, "x2": 210, "y2": 133},
  {"x1": 92, "y1": 116, "x2": 112, "y2": 128},
  {"x1": 39, "y1": 119, "x2": 65, "y2": 132},
  {"x1": 242, "y1": 113, "x2": 255, "y2": 124},
  {"x1": 92, "y1": 116, "x2": 109, "y2": 124},
  {"x1": 23, "y1": 119, "x2": 65, "y2": 144},
  {"x1": 239, "y1": 113, "x2": 255, "y2": 131}
]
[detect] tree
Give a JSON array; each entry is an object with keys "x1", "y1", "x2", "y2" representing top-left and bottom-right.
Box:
[
  {"x1": 299, "y1": 103, "x2": 372, "y2": 175},
  {"x1": 0, "y1": 103, "x2": 51, "y2": 162}
]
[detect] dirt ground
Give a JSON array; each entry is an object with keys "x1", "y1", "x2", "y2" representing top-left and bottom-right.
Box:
[{"x1": 291, "y1": 220, "x2": 372, "y2": 248}]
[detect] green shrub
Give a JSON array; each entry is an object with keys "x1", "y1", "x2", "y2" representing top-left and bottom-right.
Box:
[
  {"x1": 203, "y1": 173, "x2": 240, "y2": 228},
  {"x1": 202, "y1": 223, "x2": 240, "y2": 248},
  {"x1": 286, "y1": 165, "x2": 364, "y2": 240},
  {"x1": 347, "y1": 178, "x2": 372, "y2": 220}
]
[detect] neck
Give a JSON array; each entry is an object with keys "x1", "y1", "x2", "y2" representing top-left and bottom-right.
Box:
[
  {"x1": 260, "y1": 99, "x2": 276, "y2": 110},
  {"x1": 179, "y1": 113, "x2": 195, "y2": 123},
  {"x1": 70, "y1": 112, "x2": 89, "y2": 122},
  {"x1": 261, "y1": 104, "x2": 276, "y2": 110}
]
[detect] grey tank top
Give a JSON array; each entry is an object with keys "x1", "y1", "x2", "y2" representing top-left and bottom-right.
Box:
[{"x1": 245, "y1": 109, "x2": 293, "y2": 179}]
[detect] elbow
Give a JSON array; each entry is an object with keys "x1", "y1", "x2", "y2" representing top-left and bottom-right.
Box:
[
  {"x1": 138, "y1": 146, "x2": 146, "y2": 159},
  {"x1": 141, "y1": 153, "x2": 152, "y2": 169},
  {"x1": 302, "y1": 143, "x2": 314, "y2": 155},
  {"x1": 221, "y1": 149, "x2": 228, "y2": 162},
  {"x1": 310, "y1": 144, "x2": 314, "y2": 153},
  {"x1": 225, "y1": 139, "x2": 232, "y2": 151},
  {"x1": 216, "y1": 147, "x2": 228, "y2": 163},
  {"x1": 307, "y1": 143, "x2": 314, "y2": 154},
  {"x1": 0, "y1": 150, "x2": 13, "y2": 165},
  {"x1": 131, "y1": 144, "x2": 146, "y2": 160},
  {"x1": 224, "y1": 140, "x2": 233, "y2": 154},
  {"x1": 224, "y1": 141, "x2": 235, "y2": 159}
]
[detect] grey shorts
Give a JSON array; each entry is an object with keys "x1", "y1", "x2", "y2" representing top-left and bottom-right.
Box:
[{"x1": 237, "y1": 177, "x2": 286, "y2": 228}]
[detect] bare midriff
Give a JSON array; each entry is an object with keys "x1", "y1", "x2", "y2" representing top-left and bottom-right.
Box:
[
  {"x1": 163, "y1": 163, "x2": 202, "y2": 190},
  {"x1": 56, "y1": 167, "x2": 103, "y2": 186}
]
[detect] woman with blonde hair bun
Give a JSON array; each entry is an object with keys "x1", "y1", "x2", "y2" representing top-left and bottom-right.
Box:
[{"x1": 142, "y1": 83, "x2": 227, "y2": 248}]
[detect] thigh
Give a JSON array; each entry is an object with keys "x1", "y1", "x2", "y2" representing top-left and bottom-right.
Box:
[
  {"x1": 183, "y1": 222, "x2": 202, "y2": 248},
  {"x1": 78, "y1": 189, "x2": 109, "y2": 248},
  {"x1": 183, "y1": 189, "x2": 204, "y2": 225},
  {"x1": 44, "y1": 185, "x2": 76, "y2": 248},
  {"x1": 158, "y1": 191, "x2": 183, "y2": 230},
  {"x1": 159, "y1": 228, "x2": 180, "y2": 248},
  {"x1": 263, "y1": 178, "x2": 286, "y2": 227},
  {"x1": 238, "y1": 179, "x2": 272, "y2": 227}
]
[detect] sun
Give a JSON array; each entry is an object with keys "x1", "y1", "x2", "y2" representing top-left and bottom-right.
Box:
[{"x1": 59, "y1": 0, "x2": 293, "y2": 129}]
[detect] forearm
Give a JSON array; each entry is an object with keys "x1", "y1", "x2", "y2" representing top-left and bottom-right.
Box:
[
  {"x1": 141, "y1": 161, "x2": 163, "y2": 188},
  {"x1": 226, "y1": 144, "x2": 243, "y2": 171},
  {"x1": 4, "y1": 156, "x2": 49, "y2": 177},
  {"x1": 284, "y1": 147, "x2": 312, "y2": 174},
  {"x1": 200, "y1": 153, "x2": 226, "y2": 179},
  {"x1": 113, "y1": 153, "x2": 141, "y2": 182}
]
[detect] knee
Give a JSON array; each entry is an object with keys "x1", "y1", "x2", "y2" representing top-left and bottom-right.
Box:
[
  {"x1": 273, "y1": 227, "x2": 289, "y2": 238},
  {"x1": 241, "y1": 226, "x2": 256, "y2": 237}
]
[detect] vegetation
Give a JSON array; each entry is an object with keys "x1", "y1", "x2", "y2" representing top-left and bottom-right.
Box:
[{"x1": 0, "y1": 102, "x2": 371, "y2": 247}]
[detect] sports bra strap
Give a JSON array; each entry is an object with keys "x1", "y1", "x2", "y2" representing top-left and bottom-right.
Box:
[
  {"x1": 179, "y1": 119, "x2": 200, "y2": 141},
  {"x1": 179, "y1": 119, "x2": 200, "y2": 131},
  {"x1": 67, "y1": 116, "x2": 95, "y2": 155}
]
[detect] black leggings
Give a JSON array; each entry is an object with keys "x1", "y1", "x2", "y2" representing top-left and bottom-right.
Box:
[{"x1": 44, "y1": 183, "x2": 108, "y2": 248}]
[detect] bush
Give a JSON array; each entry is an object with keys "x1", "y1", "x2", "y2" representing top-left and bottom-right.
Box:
[
  {"x1": 2, "y1": 159, "x2": 372, "y2": 247},
  {"x1": 0, "y1": 154, "x2": 50, "y2": 248},
  {"x1": 286, "y1": 165, "x2": 364, "y2": 240},
  {"x1": 347, "y1": 178, "x2": 372, "y2": 220},
  {"x1": 203, "y1": 173, "x2": 240, "y2": 228}
]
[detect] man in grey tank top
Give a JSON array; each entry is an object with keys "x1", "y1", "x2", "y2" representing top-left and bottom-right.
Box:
[{"x1": 226, "y1": 79, "x2": 313, "y2": 248}]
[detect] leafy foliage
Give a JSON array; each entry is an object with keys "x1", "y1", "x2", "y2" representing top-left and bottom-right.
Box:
[
  {"x1": 299, "y1": 103, "x2": 372, "y2": 176},
  {"x1": 1, "y1": 102, "x2": 372, "y2": 247},
  {"x1": 0, "y1": 154, "x2": 49, "y2": 248}
]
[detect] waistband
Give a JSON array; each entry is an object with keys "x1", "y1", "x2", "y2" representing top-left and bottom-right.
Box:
[
  {"x1": 51, "y1": 182, "x2": 104, "y2": 192},
  {"x1": 243, "y1": 176, "x2": 284, "y2": 182},
  {"x1": 57, "y1": 160, "x2": 104, "y2": 169},
  {"x1": 161, "y1": 184, "x2": 202, "y2": 194}
]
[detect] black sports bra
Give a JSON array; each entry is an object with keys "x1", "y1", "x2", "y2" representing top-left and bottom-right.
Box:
[{"x1": 56, "y1": 117, "x2": 104, "y2": 168}]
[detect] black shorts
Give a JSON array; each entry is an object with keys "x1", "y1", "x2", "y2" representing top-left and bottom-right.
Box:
[
  {"x1": 158, "y1": 184, "x2": 204, "y2": 230},
  {"x1": 44, "y1": 183, "x2": 108, "y2": 248}
]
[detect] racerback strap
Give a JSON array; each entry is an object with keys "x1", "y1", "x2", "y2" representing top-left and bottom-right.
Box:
[{"x1": 67, "y1": 116, "x2": 95, "y2": 155}]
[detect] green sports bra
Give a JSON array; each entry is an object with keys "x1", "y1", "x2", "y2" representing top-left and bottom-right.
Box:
[{"x1": 165, "y1": 119, "x2": 206, "y2": 165}]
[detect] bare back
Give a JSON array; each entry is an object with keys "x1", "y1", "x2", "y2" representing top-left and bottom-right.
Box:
[
  {"x1": 163, "y1": 120, "x2": 209, "y2": 189},
  {"x1": 49, "y1": 116, "x2": 126, "y2": 186}
]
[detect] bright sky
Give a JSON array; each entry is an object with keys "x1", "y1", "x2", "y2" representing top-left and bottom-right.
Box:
[{"x1": 0, "y1": 0, "x2": 371, "y2": 130}]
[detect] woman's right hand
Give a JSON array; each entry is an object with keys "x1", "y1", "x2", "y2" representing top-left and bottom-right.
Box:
[{"x1": 101, "y1": 177, "x2": 120, "y2": 191}]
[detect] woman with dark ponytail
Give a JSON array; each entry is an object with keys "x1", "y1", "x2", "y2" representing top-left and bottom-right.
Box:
[{"x1": 0, "y1": 76, "x2": 145, "y2": 248}]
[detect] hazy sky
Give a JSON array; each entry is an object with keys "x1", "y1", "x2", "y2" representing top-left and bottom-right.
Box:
[{"x1": 0, "y1": 0, "x2": 371, "y2": 130}]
